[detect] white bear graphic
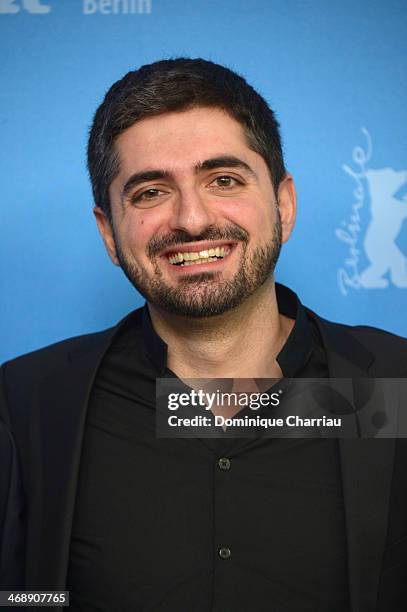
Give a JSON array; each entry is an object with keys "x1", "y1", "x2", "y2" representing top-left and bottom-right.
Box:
[
  {"x1": 0, "y1": 0, "x2": 50, "y2": 13},
  {"x1": 359, "y1": 168, "x2": 407, "y2": 288}
]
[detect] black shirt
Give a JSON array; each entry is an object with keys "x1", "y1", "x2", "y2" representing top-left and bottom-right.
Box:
[{"x1": 67, "y1": 284, "x2": 349, "y2": 611}]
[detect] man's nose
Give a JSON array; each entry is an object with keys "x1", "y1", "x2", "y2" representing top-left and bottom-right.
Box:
[{"x1": 169, "y1": 187, "x2": 217, "y2": 236}]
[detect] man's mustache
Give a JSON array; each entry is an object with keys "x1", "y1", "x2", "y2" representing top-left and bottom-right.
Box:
[{"x1": 147, "y1": 226, "x2": 249, "y2": 258}]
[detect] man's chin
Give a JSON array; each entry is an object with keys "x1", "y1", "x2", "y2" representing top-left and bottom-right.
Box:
[
  {"x1": 152, "y1": 298, "x2": 241, "y2": 319},
  {"x1": 146, "y1": 282, "x2": 253, "y2": 318},
  {"x1": 166, "y1": 270, "x2": 222, "y2": 285}
]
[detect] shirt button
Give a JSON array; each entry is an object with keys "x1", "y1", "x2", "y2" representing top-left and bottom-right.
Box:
[
  {"x1": 218, "y1": 457, "x2": 231, "y2": 470},
  {"x1": 218, "y1": 547, "x2": 231, "y2": 559}
]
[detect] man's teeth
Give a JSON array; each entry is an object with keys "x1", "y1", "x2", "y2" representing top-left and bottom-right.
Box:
[{"x1": 168, "y1": 247, "x2": 230, "y2": 266}]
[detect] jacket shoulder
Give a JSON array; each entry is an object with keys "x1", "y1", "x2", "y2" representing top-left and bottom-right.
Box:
[
  {"x1": 0, "y1": 327, "x2": 118, "y2": 440},
  {"x1": 2, "y1": 328, "x2": 114, "y2": 376},
  {"x1": 309, "y1": 311, "x2": 407, "y2": 375},
  {"x1": 0, "y1": 326, "x2": 119, "y2": 428},
  {"x1": 327, "y1": 319, "x2": 407, "y2": 351},
  {"x1": 1, "y1": 308, "x2": 143, "y2": 419}
]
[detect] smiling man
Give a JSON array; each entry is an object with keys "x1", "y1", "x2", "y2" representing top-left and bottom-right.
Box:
[
  {"x1": 94, "y1": 103, "x2": 295, "y2": 380},
  {"x1": 1, "y1": 58, "x2": 407, "y2": 612}
]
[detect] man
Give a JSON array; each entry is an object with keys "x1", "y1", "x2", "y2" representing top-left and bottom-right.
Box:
[{"x1": 1, "y1": 58, "x2": 407, "y2": 611}]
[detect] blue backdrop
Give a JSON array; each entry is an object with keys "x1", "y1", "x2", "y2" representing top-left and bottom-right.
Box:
[{"x1": 1, "y1": 0, "x2": 406, "y2": 363}]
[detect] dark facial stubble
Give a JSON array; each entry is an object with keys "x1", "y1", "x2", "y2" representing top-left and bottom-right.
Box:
[{"x1": 113, "y1": 211, "x2": 282, "y2": 318}]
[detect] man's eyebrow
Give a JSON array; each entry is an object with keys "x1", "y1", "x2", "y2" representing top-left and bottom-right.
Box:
[
  {"x1": 196, "y1": 155, "x2": 257, "y2": 177},
  {"x1": 121, "y1": 170, "x2": 170, "y2": 200},
  {"x1": 120, "y1": 155, "x2": 257, "y2": 201}
]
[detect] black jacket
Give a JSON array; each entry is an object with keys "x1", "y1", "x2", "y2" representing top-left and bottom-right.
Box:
[{"x1": 1, "y1": 305, "x2": 407, "y2": 612}]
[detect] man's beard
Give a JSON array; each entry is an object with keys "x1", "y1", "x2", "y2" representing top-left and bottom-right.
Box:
[{"x1": 113, "y1": 213, "x2": 282, "y2": 318}]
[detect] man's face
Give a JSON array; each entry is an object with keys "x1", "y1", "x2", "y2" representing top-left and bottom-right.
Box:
[{"x1": 95, "y1": 106, "x2": 296, "y2": 317}]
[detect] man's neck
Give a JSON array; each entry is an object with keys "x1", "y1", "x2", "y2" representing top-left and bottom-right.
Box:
[{"x1": 148, "y1": 280, "x2": 295, "y2": 379}]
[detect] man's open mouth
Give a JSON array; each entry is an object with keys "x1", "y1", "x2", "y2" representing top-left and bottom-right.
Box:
[{"x1": 166, "y1": 246, "x2": 231, "y2": 267}]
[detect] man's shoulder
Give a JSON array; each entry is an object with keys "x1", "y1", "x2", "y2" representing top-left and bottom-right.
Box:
[
  {"x1": 2, "y1": 308, "x2": 144, "y2": 378},
  {"x1": 1, "y1": 307, "x2": 144, "y2": 392},
  {"x1": 2, "y1": 328, "x2": 113, "y2": 375},
  {"x1": 308, "y1": 308, "x2": 407, "y2": 374},
  {"x1": 321, "y1": 315, "x2": 407, "y2": 350}
]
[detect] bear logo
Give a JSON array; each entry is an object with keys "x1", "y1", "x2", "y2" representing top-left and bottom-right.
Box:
[
  {"x1": 336, "y1": 129, "x2": 407, "y2": 294},
  {"x1": 0, "y1": 0, "x2": 50, "y2": 14},
  {"x1": 360, "y1": 167, "x2": 407, "y2": 288}
]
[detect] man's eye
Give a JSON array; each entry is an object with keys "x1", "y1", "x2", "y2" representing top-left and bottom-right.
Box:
[
  {"x1": 211, "y1": 176, "x2": 242, "y2": 189},
  {"x1": 132, "y1": 188, "x2": 165, "y2": 203}
]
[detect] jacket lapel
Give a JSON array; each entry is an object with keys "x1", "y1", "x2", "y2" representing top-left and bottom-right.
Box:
[
  {"x1": 310, "y1": 311, "x2": 395, "y2": 612},
  {"x1": 26, "y1": 324, "x2": 123, "y2": 591}
]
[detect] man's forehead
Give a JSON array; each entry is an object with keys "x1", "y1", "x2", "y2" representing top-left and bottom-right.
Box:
[
  {"x1": 115, "y1": 107, "x2": 248, "y2": 155},
  {"x1": 112, "y1": 108, "x2": 264, "y2": 182}
]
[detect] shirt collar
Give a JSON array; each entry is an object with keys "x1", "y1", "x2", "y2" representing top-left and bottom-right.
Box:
[
  {"x1": 141, "y1": 282, "x2": 313, "y2": 377},
  {"x1": 274, "y1": 283, "x2": 314, "y2": 376}
]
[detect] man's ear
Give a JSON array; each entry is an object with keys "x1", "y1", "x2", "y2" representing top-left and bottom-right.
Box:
[
  {"x1": 277, "y1": 173, "x2": 297, "y2": 244},
  {"x1": 93, "y1": 206, "x2": 120, "y2": 266}
]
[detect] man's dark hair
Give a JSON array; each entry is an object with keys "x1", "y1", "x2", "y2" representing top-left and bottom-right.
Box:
[{"x1": 87, "y1": 57, "x2": 286, "y2": 221}]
